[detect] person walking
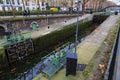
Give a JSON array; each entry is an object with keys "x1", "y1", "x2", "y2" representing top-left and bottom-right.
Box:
[{"x1": 23, "y1": 10, "x2": 27, "y2": 17}]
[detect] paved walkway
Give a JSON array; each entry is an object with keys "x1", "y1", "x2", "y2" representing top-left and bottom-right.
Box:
[
  {"x1": 77, "y1": 14, "x2": 120, "y2": 64},
  {"x1": 33, "y1": 14, "x2": 120, "y2": 80}
]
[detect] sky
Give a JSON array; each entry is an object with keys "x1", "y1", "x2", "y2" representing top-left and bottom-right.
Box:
[{"x1": 108, "y1": 0, "x2": 120, "y2": 5}]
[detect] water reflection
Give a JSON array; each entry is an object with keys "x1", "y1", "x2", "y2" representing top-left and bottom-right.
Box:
[
  {"x1": 14, "y1": 43, "x2": 74, "y2": 80},
  {"x1": 13, "y1": 35, "x2": 87, "y2": 80}
]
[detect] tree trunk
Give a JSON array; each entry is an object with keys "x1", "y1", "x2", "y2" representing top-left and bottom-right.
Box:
[
  {"x1": 55, "y1": 0, "x2": 57, "y2": 6},
  {"x1": 36, "y1": 0, "x2": 40, "y2": 16},
  {"x1": 37, "y1": 0, "x2": 41, "y2": 10},
  {"x1": 82, "y1": 2, "x2": 85, "y2": 14},
  {"x1": 97, "y1": 1, "x2": 101, "y2": 11},
  {"x1": 82, "y1": 0, "x2": 91, "y2": 14},
  {"x1": 70, "y1": 0, "x2": 73, "y2": 14},
  {"x1": 51, "y1": 0, "x2": 54, "y2": 6},
  {"x1": 8, "y1": 0, "x2": 15, "y2": 17},
  {"x1": 94, "y1": 1, "x2": 98, "y2": 11},
  {"x1": 22, "y1": 0, "x2": 25, "y2": 11},
  {"x1": 93, "y1": 0, "x2": 95, "y2": 10}
]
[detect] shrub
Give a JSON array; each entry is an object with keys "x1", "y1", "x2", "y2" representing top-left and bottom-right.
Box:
[{"x1": 92, "y1": 15, "x2": 109, "y2": 24}]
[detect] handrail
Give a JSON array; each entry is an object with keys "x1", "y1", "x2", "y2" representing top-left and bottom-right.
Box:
[{"x1": 104, "y1": 26, "x2": 120, "y2": 80}]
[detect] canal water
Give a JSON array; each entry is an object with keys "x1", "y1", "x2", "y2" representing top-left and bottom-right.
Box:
[{"x1": 0, "y1": 25, "x2": 97, "y2": 80}]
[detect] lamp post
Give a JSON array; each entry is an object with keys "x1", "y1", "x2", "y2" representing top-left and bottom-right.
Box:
[
  {"x1": 75, "y1": 0, "x2": 81, "y2": 53},
  {"x1": 46, "y1": 13, "x2": 49, "y2": 29}
]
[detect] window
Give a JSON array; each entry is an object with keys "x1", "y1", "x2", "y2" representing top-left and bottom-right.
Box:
[
  {"x1": 42, "y1": 8, "x2": 44, "y2": 10},
  {"x1": 42, "y1": 2, "x2": 44, "y2": 6},
  {"x1": 46, "y1": 3, "x2": 48, "y2": 6},
  {"x1": 6, "y1": 0, "x2": 9, "y2": 4},
  {"x1": 27, "y1": 3, "x2": 29, "y2": 6},
  {"x1": 17, "y1": 0, "x2": 20, "y2": 5},
  {"x1": 12, "y1": 0, "x2": 15, "y2": 4},
  {"x1": 27, "y1": 7, "x2": 29, "y2": 10},
  {"x1": 25, "y1": 1, "x2": 27, "y2": 6},
  {"x1": 25, "y1": 2, "x2": 29, "y2": 6}
]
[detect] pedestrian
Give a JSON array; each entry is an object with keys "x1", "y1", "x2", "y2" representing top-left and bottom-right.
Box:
[
  {"x1": 90, "y1": 10, "x2": 93, "y2": 14},
  {"x1": 23, "y1": 10, "x2": 27, "y2": 17},
  {"x1": 65, "y1": 20, "x2": 67, "y2": 23},
  {"x1": 5, "y1": 31, "x2": 12, "y2": 41},
  {"x1": 48, "y1": 26, "x2": 50, "y2": 29}
]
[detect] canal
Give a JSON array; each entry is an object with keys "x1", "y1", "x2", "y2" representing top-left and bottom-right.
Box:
[{"x1": 0, "y1": 24, "x2": 97, "y2": 80}]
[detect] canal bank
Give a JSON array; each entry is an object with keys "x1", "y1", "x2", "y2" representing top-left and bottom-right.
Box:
[{"x1": 0, "y1": 14, "x2": 109, "y2": 80}]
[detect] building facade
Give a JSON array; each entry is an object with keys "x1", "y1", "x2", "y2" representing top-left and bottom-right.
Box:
[
  {"x1": 0, "y1": 0, "x2": 82, "y2": 11},
  {"x1": 22, "y1": 0, "x2": 47, "y2": 11},
  {"x1": 0, "y1": 0, "x2": 22, "y2": 11},
  {"x1": 85, "y1": 0, "x2": 116, "y2": 11},
  {"x1": 0, "y1": 0, "x2": 48, "y2": 11}
]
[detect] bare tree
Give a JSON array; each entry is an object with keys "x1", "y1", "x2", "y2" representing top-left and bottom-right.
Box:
[
  {"x1": 37, "y1": 0, "x2": 41, "y2": 10},
  {"x1": 58, "y1": 0, "x2": 62, "y2": 7},
  {"x1": 36, "y1": 0, "x2": 41, "y2": 16},
  {"x1": 70, "y1": 0, "x2": 73, "y2": 13},
  {"x1": 82, "y1": 0, "x2": 90, "y2": 14},
  {"x1": 22, "y1": 0, "x2": 25, "y2": 11},
  {"x1": 49, "y1": 0, "x2": 54, "y2": 6},
  {"x1": 61, "y1": 0, "x2": 68, "y2": 7},
  {"x1": 8, "y1": 0, "x2": 15, "y2": 17},
  {"x1": 88, "y1": 0, "x2": 106, "y2": 11},
  {"x1": 98, "y1": 0, "x2": 106, "y2": 10}
]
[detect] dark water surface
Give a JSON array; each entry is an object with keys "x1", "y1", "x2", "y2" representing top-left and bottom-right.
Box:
[{"x1": 0, "y1": 25, "x2": 97, "y2": 80}]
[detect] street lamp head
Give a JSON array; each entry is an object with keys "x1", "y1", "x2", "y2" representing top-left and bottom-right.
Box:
[
  {"x1": 75, "y1": 0, "x2": 81, "y2": 4},
  {"x1": 78, "y1": 1, "x2": 81, "y2": 3}
]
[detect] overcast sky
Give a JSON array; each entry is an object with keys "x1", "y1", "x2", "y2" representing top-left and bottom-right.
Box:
[{"x1": 108, "y1": 0, "x2": 120, "y2": 5}]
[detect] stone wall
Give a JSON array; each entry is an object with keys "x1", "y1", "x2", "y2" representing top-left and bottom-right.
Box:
[{"x1": 0, "y1": 16, "x2": 76, "y2": 34}]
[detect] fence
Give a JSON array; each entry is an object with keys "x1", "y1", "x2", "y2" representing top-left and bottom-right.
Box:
[{"x1": 104, "y1": 26, "x2": 120, "y2": 80}]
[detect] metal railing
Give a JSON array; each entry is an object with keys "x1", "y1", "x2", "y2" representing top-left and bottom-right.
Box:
[{"x1": 104, "y1": 26, "x2": 120, "y2": 80}]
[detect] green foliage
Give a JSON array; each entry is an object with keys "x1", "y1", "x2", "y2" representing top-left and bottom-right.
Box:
[
  {"x1": 0, "y1": 10, "x2": 23, "y2": 16},
  {"x1": 0, "y1": 9, "x2": 69, "y2": 16},
  {"x1": 30, "y1": 9, "x2": 41, "y2": 15},
  {"x1": 33, "y1": 21, "x2": 93, "y2": 53},
  {"x1": 96, "y1": 50, "x2": 100, "y2": 55},
  {"x1": 82, "y1": 70, "x2": 89, "y2": 77},
  {"x1": 92, "y1": 15, "x2": 109, "y2": 24}
]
